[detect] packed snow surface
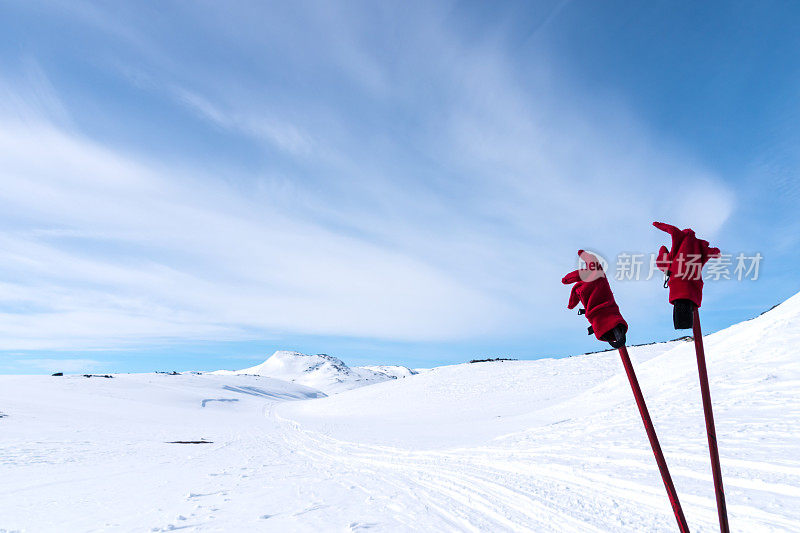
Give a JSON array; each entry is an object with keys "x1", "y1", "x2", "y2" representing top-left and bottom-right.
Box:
[{"x1": 2, "y1": 293, "x2": 800, "y2": 531}]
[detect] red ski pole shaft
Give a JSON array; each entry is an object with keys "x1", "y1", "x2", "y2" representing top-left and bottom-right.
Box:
[
  {"x1": 692, "y1": 308, "x2": 730, "y2": 533},
  {"x1": 618, "y1": 345, "x2": 690, "y2": 533}
]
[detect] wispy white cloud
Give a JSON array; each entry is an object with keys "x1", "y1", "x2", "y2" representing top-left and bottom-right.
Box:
[
  {"x1": 174, "y1": 88, "x2": 314, "y2": 156},
  {"x1": 0, "y1": 3, "x2": 736, "y2": 352},
  {"x1": 0, "y1": 97, "x2": 513, "y2": 349}
]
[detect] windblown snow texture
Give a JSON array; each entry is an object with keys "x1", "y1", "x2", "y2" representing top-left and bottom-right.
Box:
[{"x1": 2, "y1": 293, "x2": 800, "y2": 531}]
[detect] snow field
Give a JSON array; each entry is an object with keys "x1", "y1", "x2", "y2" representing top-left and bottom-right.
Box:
[{"x1": 2, "y1": 293, "x2": 799, "y2": 531}]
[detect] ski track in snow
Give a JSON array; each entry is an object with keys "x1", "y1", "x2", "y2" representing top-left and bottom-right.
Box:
[
  {"x1": 270, "y1": 395, "x2": 799, "y2": 533},
  {"x1": 2, "y1": 294, "x2": 800, "y2": 531}
]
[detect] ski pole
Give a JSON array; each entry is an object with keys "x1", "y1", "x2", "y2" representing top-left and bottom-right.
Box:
[
  {"x1": 617, "y1": 344, "x2": 690, "y2": 533},
  {"x1": 652, "y1": 221, "x2": 729, "y2": 532},
  {"x1": 692, "y1": 308, "x2": 729, "y2": 533},
  {"x1": 562, "y1": 250, "x2": 689, "y2": 532}
]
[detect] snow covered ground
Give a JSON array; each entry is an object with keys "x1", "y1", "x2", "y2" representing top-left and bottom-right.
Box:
[{"x1": 2, "y1": 293, "x2": 799, "y2": 531}]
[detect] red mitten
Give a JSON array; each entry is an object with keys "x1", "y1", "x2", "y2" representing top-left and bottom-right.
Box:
[
  {"x1": 562, "y1": 250, "x2": 628, "y2": 342},
  {"x1": 653, "y1": 222, "x2": 720, "y2": 307}
]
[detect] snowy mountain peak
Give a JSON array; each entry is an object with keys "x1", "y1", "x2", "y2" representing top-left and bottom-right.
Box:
[
  {"x1": 217, "y1": 350, "x2": 417, "y2": 394},
  {"x1": 257, "y1": 351, "x2": 353, "y2": 377}
]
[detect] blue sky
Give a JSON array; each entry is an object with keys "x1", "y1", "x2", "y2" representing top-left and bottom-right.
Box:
[{"x1": 1, "y1": 1, "x2": 799, "y2": 374}]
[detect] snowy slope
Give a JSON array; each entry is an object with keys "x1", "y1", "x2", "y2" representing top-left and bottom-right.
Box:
[
  {"x1": 277, "y1": 293, "x2": 800, "y2": 531},
  {"x1": 214, "y1": 350, "x2": 417, "y2": 393},
  {"x1": 277, "y1": 340, "x2": 683, "y2": 448},
  {"x1": 359, "y1": 365, "x2": 419, "y2": 379},
  {"x1": 1, "y1": 294, "x2": 799, "y2": 531}
]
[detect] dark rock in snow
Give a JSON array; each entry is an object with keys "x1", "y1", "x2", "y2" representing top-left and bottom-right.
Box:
[{"x1": 52, "y1": 372, "x2": 63, "y2": 376}]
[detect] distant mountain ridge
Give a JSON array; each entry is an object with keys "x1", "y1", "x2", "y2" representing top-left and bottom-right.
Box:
[{"x1": 214, "y1": 351, "x2": 417, "y2": 394}]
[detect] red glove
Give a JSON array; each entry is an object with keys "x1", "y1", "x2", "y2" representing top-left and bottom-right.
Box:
[
  {"x1": 653, "y1": 222, "x2": 720, "y2": 307},
  {"x1": 562, "y1": 250, "x2": 628, "y2": 342}
]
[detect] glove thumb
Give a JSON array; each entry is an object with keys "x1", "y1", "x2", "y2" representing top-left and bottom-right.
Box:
[
  {"x1": 567, "y1": 283, "x2": 582, "y2": 309},
  {"x1": 656, "y1": 245, "x2": 671, "y2": 272}
]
